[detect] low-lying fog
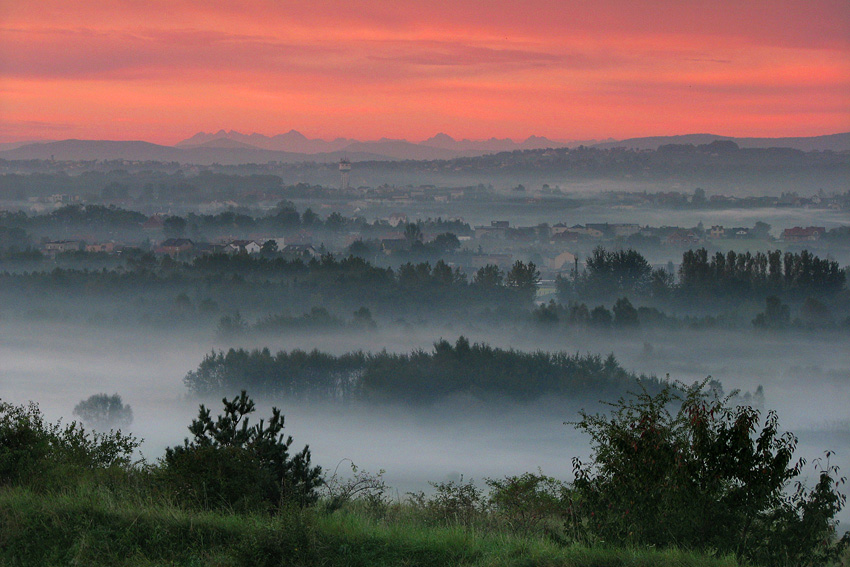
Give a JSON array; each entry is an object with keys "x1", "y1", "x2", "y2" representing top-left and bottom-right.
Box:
[
  {"x1": 1, "y1": 320, "x2": 847, "y2": 523},
  {"x1": 295, "y1": 197, "x2": 850, "y2": 236}
]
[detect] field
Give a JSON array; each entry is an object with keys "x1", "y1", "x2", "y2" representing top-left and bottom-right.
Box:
[{"x1": 0, "y1": 486, "x2": 741, "y2": 567}]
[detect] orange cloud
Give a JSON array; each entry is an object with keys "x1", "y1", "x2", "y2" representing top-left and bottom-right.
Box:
[{"x1": 0, "y1": 1, "x2": 847, "y2": 143}]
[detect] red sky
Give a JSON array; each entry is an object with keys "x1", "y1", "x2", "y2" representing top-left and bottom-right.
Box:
[{"x1": 1, "y1": 0, "x2": 848, "y2": 144}]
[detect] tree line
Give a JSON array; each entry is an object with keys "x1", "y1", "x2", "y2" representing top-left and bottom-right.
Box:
[
  {"x1": 559, "y1": 246, "x2": 846, "y2": 304},
  {"x1": 0, "y1": 252, "x2": 542, "y2": 324},
  {"x1": 0, "y1": 203, "x2": 472, "y2": 244},
  {"x1": 183, "y1": 337, "x2": 661, "y2": 403}
]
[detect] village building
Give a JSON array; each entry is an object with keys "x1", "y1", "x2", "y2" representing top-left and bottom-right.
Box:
[
  {"x1": 474, "y1": 221, "x2": 510, "y2": 239},
  {"x1": 709, "y1": 225, "x2": 726, "y2": 239},
  {"x1": 782, "y1": 226, "x2": 826, "y2": 242},
  {"x1": 156, "y1": 238, "x2": 194, "y2": 256},
  {"x1": 664, "y1": 230, "x2": 700, "y2": 246},
  {"x1": 85, "y1": 242, "x2": 117, "y2": 253},
  {"x1": 549, "y1": 251, "x2": 578, "y2": 272},
  {"x1": 387, "y1": 212, "x2": 408, "y2": 227},
  {"x1": 281, "y1": 244, "x2": 319, "y2": 260},
  {"x1": 550, "y1": 222, "x2": 570, "y2": 236},
  {"x1": 225, "y1": 240, "x2": 261, "y2": 254},
  {"x1": 569, "y1": 225, "x2": 605, "y2": 238},
  {"x1": 142, "y1": 215, "x2": 165, "y2": 230},
  {"x1": 43, "y1": 240, "x2": 82, "y2": 254}
]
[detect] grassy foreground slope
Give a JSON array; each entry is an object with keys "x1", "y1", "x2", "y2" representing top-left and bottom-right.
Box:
[
  {"x1": 0, "y1": 487, "x2": 738, "y2": 567},
  {"x1": 2, "y1": 384, "x2": 846, "y2": 566}
]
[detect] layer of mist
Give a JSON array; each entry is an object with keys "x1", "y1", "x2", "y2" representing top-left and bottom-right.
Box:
[{"x1": 2, "y1": 319, "x2": 846, "y2": 523}]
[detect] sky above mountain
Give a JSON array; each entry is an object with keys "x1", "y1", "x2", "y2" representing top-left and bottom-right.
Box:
[{"x1": 1, "y1": 1, "x2": 848, "y2": 144}]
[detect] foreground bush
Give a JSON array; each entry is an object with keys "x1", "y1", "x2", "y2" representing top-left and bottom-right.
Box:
[
  {"x1": 487, "y1": 471, "x2": 570, "y2": 537},
  {"x1": 569, "y1": 380, "x2": 848, "y2": 565},
  {"x1": 0, "y1": 398, "x2": 138, "y2": 489},
  {"x1": 407, "y1": 477, "x2": 489, "y2": 527},
  {"x1": 161, "y1": 391, "x2": 322, "y2": 512}
]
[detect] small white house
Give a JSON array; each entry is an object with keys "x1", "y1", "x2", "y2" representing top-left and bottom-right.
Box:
[{"x1": 225, "y1": 240, "x2": 261, "y2": 254}]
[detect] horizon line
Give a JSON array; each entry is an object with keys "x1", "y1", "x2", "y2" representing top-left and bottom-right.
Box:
[{"x1": 4, "y1": 129, "x2": 849, "y2": 148}]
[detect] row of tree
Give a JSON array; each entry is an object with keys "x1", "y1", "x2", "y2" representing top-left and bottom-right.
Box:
[
  {"x1": 678, "y1": 248, "x2": 845, "y2": 298},
  {"x1": 3, "y1": 245, "x2": 846, "y2": 329},
  {"x1": 0, "y1": 252, "x2": 543, "y2": 324},
  {"x1": 559, "y1": 246, "x2": 846, "y2": 303},
  {"x1": 0, "y1": 203, "x2": 472, "y2": 241},
  {"x1": 533, "y1": 295, "x2": 847, "y2": 331}
]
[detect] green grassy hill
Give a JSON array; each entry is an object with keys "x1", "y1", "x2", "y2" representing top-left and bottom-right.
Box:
[{"x1": 0, "y1": 487, "x2": 739, "y2": 567}]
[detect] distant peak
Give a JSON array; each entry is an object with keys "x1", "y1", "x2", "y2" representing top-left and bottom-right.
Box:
[
  {"x1": 426, "y1": 132, "x2": 456, "y2": 142},
  {"x1": 272, "y1": 130, "x2": 308, "y2": 141}
]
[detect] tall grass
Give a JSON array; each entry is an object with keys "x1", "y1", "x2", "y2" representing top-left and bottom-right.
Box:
[{"x1": 0, "y1": 486, "x2": 740, "y2": 567}]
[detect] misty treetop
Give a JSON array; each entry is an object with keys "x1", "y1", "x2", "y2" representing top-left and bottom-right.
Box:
[
  {"x1": 183, "y1": 337, "x2": 662, "y2": 404},
  {"x1": 558, "y1": 246, "x2": 846, "y2": 304},
  {"x1": 569, "y1": 247, "x2": 665, "y2": 299},
  {"x1": 73, "y1": 393, "x2": 133, "y2": 430},
  {"x1": 0, "y1": 202, "x2": 473, "y2": 246},
  {"x1": 0, "y1": 252, "x2": 542, "y2": 325},
  {"x1": 1, "y1": 240, "x2": 846, "y2": 329},
  {"x1": 678, "y1": 248, "x2": 845, "y2": 299}
]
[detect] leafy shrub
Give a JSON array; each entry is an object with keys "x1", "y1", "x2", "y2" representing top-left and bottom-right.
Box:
[
  {"x1": 162, "y1": 391, "x2": 322, "y2": 512},
  {"x1": 73, "y1": 393, "x2": 133, "y2": 430},
  {"x1": 486, "y1": 471, "x2": 569, "y2": 537},
  {"x1": 569, "y1": 379, "x2": 848, "y2": 564},
  {"x1": 0, "y1": 398, "x2": 139, "y2": 489},
  {"x1": 408, "y1": 477, "x2": 487, "y2": 526},
  {"x1": 322, "y1": 459, "x2": 389, "y2": 515}
]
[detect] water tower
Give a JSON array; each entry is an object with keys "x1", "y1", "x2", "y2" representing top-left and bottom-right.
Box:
[{"x1": 339, "y1": 158, "x2": 351, "y2": 190}]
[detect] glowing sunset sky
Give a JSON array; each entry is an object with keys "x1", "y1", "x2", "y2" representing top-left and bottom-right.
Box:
[{"x1": 1, "y1": 0, "x2": 848, "y2": 144}]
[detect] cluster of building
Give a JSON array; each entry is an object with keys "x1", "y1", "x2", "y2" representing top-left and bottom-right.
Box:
[
  {"x1": 33, "y1": 213, "x2": 839, "y2": 278},
  {"x1": 473, "y1": 221, "x2": 699, "y2": 246},
  {"x1": 152, "y1": 238, "x2": 319, "y2": 259},
  {"x1": 360, "y1": 185, "x2": 472, "y2": 204},
  {"x1": 471, "y1": 220, "x2": 831, "y2": 247},
  {"x1": 40, "y1": 236, "x2": 320, "y2": 260},
  {"x1": 604, "y1": 190, "x2": 849, "y2": 211}
]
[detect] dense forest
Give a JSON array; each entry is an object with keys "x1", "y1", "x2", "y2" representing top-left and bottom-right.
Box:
[{"x1": 183, "y1": 337, "x2": 663, "y2": 403}]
